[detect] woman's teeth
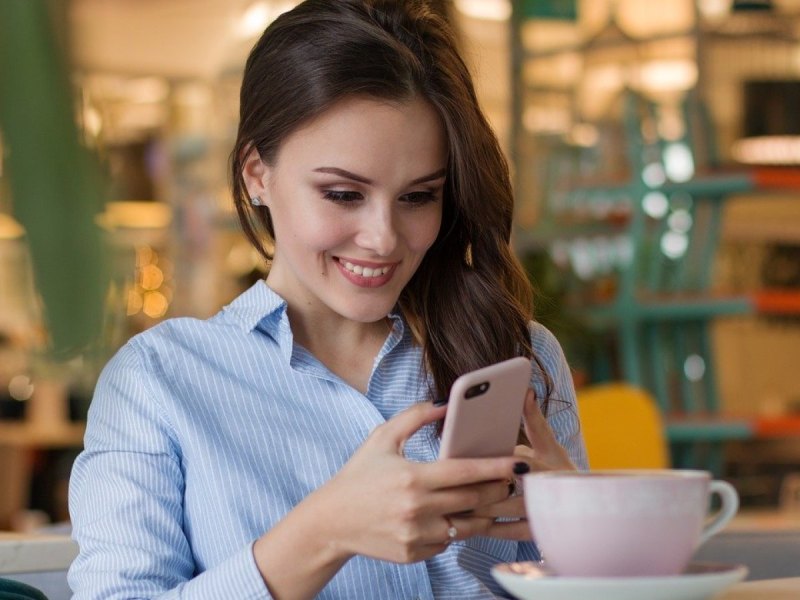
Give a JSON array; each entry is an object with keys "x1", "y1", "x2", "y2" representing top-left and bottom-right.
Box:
[{"x1": 342, "y1": 261, "x2": 390, "y2": 278}]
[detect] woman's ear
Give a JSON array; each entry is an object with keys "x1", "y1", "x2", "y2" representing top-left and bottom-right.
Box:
[{"x1": 241, "y1": 145, "x2": 271, "y2": 204}]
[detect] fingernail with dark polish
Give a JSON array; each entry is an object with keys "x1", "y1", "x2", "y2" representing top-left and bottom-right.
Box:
[
  {"x1": 513, "y1": 462, "x2": 530, "y2": 475},
  {"x1": 433, "y1": 398, "x2": 448, "y2": 407}
]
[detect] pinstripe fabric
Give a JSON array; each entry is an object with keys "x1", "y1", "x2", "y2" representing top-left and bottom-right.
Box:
[{"x1": 69, "y1": 281, "x2": 587, "y2": 599}]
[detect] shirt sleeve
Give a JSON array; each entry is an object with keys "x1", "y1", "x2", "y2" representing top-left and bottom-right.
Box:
[
  {"x1": 529, "y1": 321, "x2": 588, "y2": 470},
  {"x1": 68, "y1": 340, "x2": 271, "y2": 600}
]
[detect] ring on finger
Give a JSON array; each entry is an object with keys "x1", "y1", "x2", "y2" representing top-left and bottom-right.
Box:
[{"x1": 444, "y1": 516, "x2": 457, "y2": 545}]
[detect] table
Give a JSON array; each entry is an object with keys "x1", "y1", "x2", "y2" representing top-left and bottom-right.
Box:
[
  {"x1": 0, "y1": 533, "x2": 77, "y2": 574},
  {"x1": 0, "y1": 531, "x2": 797, "y2": 599},
  {"x1": 721, "y1": 577, "x2": 800, "y2": 599},
  {"x1": 695, "y1": 509, "x2": 800, "y2": 582},
  {"x1": 0, "y1": 532, "x2": 76, "y2": 600},
  {"x1": 728, "y1": 508, "x2": 800, "y2": 532}
]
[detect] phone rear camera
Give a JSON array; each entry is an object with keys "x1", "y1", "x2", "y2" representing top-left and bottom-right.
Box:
[{"x1": 465, "y1": 381, "x2": 491, "y2": 399}]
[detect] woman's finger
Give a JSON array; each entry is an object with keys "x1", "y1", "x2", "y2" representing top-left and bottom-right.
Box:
[
  {"x1": 521, "y1": 390, "x2": 576, "y2": 471},
  {"x1": 445, "y1": 514, "x2": 497, "y2": 541},
  {"x1": 521, "y1": 389, "x2": 549, "y2": 444},
  {"x1": 483, "y1": 519, "x2": 533, "y2": 541},
  {"x1": 513, "y1": 444, "x2": 536, "y2": 459},
  {"x1": 469, "y1": 495, "x2": 527, "y2": 519},
  {"x1": 414, "y1": 513, "x2": 496, "y2": 547},
  {"x1": 425, "y1": 479, "x2": 512, "y2": 515},
  {"x1": 419, "y1": 456, "x2": 523, "y2": 489},
  {"x1": 370, "y1": 401, "x2": 446, "y2": 452}
]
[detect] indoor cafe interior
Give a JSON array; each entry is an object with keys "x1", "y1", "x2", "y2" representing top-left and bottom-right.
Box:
[{"x1": 2, "y1": 0, "x2": 800, "y2": 598}]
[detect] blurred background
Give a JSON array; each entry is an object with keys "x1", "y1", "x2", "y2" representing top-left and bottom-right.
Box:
[{"x1": 1, "y1": 0, "x2": 800, "y2": 533}]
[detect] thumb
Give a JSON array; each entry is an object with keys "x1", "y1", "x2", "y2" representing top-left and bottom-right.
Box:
[
  {"x1": 373, "y1": 401, "x2": 446, "y2": 453},
  {"x1": 522, "y1": 389, "x2": 550, "y2": 446}
]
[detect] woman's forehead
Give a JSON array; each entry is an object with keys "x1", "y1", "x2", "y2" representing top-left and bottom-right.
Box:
[{"x1": 271, "y1": 95, "x2": 449, "y2": 178}]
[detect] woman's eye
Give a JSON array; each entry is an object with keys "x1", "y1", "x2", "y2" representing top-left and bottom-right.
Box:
[
  {"x1": 401, "y1": 191, "x2": 438, "y2": 205},
  {"x1": 323, "y1": 190, "x2": 363, "y2": 204}
]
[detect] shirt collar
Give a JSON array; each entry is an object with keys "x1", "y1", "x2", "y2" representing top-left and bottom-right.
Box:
[
  {"x1": 222, "y1": 280, "x2": 406, "y2": 338},
  {"x1": 222, "y1": 280, "x2": 287, "y2": 334}
]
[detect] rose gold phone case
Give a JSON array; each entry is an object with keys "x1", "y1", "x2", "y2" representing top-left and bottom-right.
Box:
[{"x1": 439, "y1": 356, "x2": 532, "y2": 459}]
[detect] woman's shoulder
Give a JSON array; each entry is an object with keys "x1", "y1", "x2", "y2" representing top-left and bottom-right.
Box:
[
  {"x1": 124, "y1": 281, "x2": 281, "y2": 352},
  {"x1": 128, "y1": 307, "x2": 246, "y2": 349},
  {"x1": 98, "y1": 317, "x2": 212, "y2": 377},
  {"x1": 526, "y1": 320, "x2": 574, "y2": 399},
  {"x1": 527, "y1": 320, "x2": 567, "y2": 363},
  {"x1": 131, "y1": 314, "x2": 221, "y2": 342},
  {"x1": 100, "y1": 310, "x2": 251, "y2": 384}
]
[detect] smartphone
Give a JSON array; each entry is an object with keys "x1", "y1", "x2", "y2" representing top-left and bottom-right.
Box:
[{"x1": 438, "y1": 356, "x2": 531, "y2": 459}]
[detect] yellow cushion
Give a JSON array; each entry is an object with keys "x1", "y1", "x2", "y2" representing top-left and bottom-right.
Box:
[{"x1": 577, "y1": 383, "x2": 670, "y2": 469}]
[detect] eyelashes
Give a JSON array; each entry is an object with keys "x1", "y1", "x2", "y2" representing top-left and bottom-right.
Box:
[
  {"x1": 322, "y1": 190, "x2": 362, "y2": 204},
  {"x1": 322, "y1": 189, "x2": 440, "y2": 206},
  {"x1": 402, "y1": 191, "x2": 439, "y2": 205}
]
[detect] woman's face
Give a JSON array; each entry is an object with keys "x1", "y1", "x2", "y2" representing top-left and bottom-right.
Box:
[{"x1": 245, "y1": 95, "x2": 447, "y2": 325}]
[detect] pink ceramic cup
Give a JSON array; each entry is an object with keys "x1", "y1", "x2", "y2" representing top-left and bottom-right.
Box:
[{"x1": 523, "y1": 469, "x2": 739, "y2": 577}]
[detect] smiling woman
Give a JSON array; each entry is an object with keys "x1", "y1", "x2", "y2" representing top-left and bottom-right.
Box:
[
  {"x1": 241, "y1": 96, "x2": 445, "y2": 334},
  {"x1": 68, "y1": 1, "x2": 587, "y2": 599}
]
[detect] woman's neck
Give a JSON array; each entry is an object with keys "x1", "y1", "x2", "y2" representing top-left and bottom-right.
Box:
[{"x1": 287, "y1": 306, "x2": 392, "y2": 394}]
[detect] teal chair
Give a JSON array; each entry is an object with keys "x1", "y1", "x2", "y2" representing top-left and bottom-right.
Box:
[{"x1": 0, "y1": 578, "x2": 48, "y2": 600}]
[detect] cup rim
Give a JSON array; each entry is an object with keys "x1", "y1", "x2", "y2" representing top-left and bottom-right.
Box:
[{"x1": 524, "y1": 469, "x2": 712, "y2": 481}]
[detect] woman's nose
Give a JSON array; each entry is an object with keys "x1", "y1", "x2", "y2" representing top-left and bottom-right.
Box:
[{"x1": 355, "y1": 204, "x2": 398, "y2": 257}]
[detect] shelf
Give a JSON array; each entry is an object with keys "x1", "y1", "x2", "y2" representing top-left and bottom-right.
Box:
[
  {"x1": 724, "y1": 222, "x2": 800, "y2": 244},
  {"x1": 511, "y1": 7, "x2": 800, "y2": 474},
  {"x1": 662, "y1": 413, "x2": 800, "y2": 442},
  {"x1": 581, "y1": 294, "x2": 753, "y2": 325},
  {"x1": 635, "y1": 294, "x2": 753, "y2": 319},
  {"x1": 552, "y1": 167, "x2": 800, "y2": 202},
  {"x1": 665, "y1": 414, "x2": 754, "y2": 443},
  {"x1": 554, "y1": 170, "x2": 754, "y2": 200},
  {"x1": 519, "y1": 29, "x2": 694, "y2": 62},
  {"x1": 750, "y1": 166, "x2": 800, "y2": 190},
  {"x1": 754, "y1": 415, "x2": 800, "y2": 437},
  {"x1": 0, "y1": 421, "x2": 85, "y2": 449},
  {"x1": 515, "y1": 217, "x2": 629, "y2": 251},
  {"x1": 754, "y1": 290, "x2": 800, "y2": 316}
]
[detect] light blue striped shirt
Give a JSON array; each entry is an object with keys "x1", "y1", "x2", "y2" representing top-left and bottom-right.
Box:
[{"x1": 69, "y1": 281, "x2": 587, "y2": 599}]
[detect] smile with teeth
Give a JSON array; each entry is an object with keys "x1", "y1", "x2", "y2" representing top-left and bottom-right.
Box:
[{"x1": 340, "y1": 260, "x2": 391, "y2": 278}]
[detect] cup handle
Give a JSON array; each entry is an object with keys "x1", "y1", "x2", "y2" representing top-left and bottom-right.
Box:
[{"x1": 698, "y1": 480, "x2": 740, "y2": 547}]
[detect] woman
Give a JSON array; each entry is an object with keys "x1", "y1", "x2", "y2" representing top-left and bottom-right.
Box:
[{"x1": 69, "y1": 1, "x2": 587, "y2": 598}]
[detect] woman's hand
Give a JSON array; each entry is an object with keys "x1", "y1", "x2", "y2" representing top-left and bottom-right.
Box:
[
  {"x1": 517, "y1": 388, "x2": 576, "y2": 473},
  {"x1": 318, "y1": 401, "x2": 523, "y2": 563},
  {"x1": 474, "y1": 389, "x2": 577, "y2": 541},
  {"x1": 253, "y1": 401, "x2": 525, "y2": 599}
]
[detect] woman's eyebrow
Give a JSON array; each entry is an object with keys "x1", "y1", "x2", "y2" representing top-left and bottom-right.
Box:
[
  {"x1": 313, "y1": 167, "x2": 372, "y2": 184},
  {"x1": 410, "y1": 168, "x2": 447, "y2": 185},
  {"x1": 312, "y1": 167, "x2": 447, "y2": 185}
]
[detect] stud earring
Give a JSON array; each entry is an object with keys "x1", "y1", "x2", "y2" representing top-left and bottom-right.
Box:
[{"x1": 250, "y1": 196, "x2": 264, "y2": 206}]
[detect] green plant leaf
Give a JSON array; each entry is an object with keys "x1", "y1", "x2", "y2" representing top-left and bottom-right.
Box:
[{"x1": 0, "y1": 0, "x2": 108, "y2": 358}]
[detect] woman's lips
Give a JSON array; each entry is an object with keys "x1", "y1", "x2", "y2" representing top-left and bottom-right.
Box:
[{"x1": 334, "y1": 257, "x2": 397, "y2": 287}]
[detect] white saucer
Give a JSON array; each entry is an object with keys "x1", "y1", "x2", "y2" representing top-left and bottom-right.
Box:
[{"x1": 491, "y1": 561, "x2": 748, "y2": 600}]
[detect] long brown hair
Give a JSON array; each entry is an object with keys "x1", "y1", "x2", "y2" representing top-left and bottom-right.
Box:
[{"x1": 230, "y1": 0, "x2": 547, "y2": 404}]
